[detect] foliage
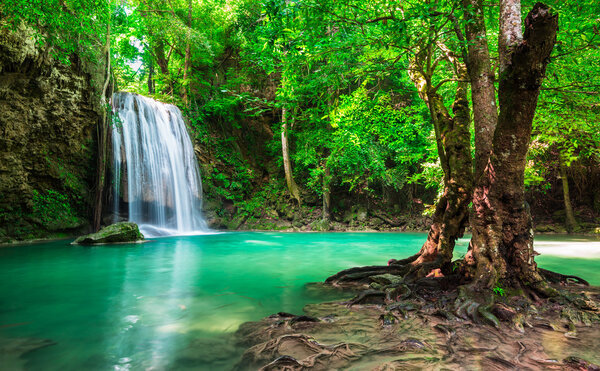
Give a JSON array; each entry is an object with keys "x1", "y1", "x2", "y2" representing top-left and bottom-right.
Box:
[
  {"x1": 31, "y1": 190, "x2": 80, "y2": 228},
  {"x1": 5, "y1": 0, "x2": 600, "y2": 232},
  {"x1": 234, "y1": 180, "x2": 283, "y2": 221},
  {"x1": 493, "y1": 286, "x2": 506, "y2": 297},
  {"x1": 0, "y1": 0, "x2": 110, "y2": 64},
  {"x1": 324, "y1": 85, "x2": 433, "y2": 194}
]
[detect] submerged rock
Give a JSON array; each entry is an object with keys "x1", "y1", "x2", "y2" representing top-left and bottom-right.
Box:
[
  {"x1": 0, "y1": 337, "x2": 56, "y2": 370},
  {"x1": 72, "y1": 222, "x2": 144, "y2": 245}
]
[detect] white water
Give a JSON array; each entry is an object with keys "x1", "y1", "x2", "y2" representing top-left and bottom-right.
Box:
[{"x1": 111, "y1": 92, "x2": 208, "y2": 237}]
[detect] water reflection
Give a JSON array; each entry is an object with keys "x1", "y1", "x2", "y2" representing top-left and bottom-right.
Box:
[{"x1": 0, "y1": 232, "x2": 598, "y2": 370}]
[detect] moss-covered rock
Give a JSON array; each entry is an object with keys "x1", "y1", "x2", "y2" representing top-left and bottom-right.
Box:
[
  {"x1": 0, "y1": 23, "x2": 105, "y2": 241},
  {"x1": 310, "y1": 219, "x2": 331, "y2": 232},
  {"x1": 73, "y1": 222, "x2": 144, "y2": 245}
]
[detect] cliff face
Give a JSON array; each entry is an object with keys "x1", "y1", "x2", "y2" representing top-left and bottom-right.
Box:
[{"x1": 0, "y1": 25, "x2": 103, "y2": 242}]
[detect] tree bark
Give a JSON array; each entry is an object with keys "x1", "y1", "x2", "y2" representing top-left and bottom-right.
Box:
[
  {"x1": 462, "y1": 0, "x2": 498, "y2": 180},
  {"x1": 499, "y1": 0, "x2": 523, "y2": 74},
  {"x1": 139, "y1": 0, "x2": 173, "y2": 95},
  {"x1": 559, "y1": 155, "x2": 578, "y2": 233},
  {"x1": 467, "y1": 3, "x2": 559, "y2": 294},
  {"x1": 147, "y1": 61, "x2": 155, "y2": 94},
  {"x1": 182, "y1": 0, "x2": 192, "y2": 106},
  {"x1": 93, "y1": 4, "x2": 112, "y2": 231},
  {"x1": 322, "y1": 165, "x2": 331, "y2": 221},
  {"x1": 281, "y1": 107, "x2": 302, "y2": 204},
  {"x1": 403, "y1": 47, "x2": 473, "y2": 276},
  {"x1": 154, "y1": 40, "x2": 170, "y2": 75}
]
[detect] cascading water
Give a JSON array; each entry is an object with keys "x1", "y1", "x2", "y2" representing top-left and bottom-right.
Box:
[{"x1": 111, "y1": 92, "x2": 208, "y2": 237}]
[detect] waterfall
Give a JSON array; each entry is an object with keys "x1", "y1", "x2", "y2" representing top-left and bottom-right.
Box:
[{"x1": 111, "y1": 92, "x2": 208, "y2": 237}]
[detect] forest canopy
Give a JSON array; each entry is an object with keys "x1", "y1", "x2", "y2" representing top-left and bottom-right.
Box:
[{"x1": 1, "y1": 0, "x2": 599, "y2": 235}]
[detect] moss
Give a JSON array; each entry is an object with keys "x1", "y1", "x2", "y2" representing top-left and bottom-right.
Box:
[
  {"x1": 73, "y1": 222, "x2": 144, "y2": 245},
  {"x1": 310, "y1": 219, "x2": 331, "y2": 232}
]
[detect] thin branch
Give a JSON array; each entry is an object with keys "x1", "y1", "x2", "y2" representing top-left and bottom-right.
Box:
[
  {"x1": 541, "y1": 88, "x2": 599, "y2": 95},
  {"x1": 432, "y1": 78, "x2": 470, "y2": 93},
  {"x1": 365, "y1": 16, "x2": 396, "y2": 23},
  {"x1": 550, "y1": 35, "x2": 599, "y2": 59}
]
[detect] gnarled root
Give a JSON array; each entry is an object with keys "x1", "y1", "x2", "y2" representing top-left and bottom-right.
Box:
[
  {"x1": 326, "y1": 252, "x2": 451, "y2": 289},
  {"x1": 539, "y1": 268, "x2": 589, "y2": 286},
  {"x1": 240, "y1": 333, "x2": 364, "y2": 370},
  {"x1": 325, "y1": 264, "x2": 411, "y2": 288}
]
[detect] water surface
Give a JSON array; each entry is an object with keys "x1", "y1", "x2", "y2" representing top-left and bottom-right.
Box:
[{"x1": 0, "y1": 232, "x2": 598, "y2": 370}]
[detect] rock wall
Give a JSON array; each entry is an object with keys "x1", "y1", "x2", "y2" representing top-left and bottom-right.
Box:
[{"x1": 0, "y1": 25, "x2": 104, "y2": 242}]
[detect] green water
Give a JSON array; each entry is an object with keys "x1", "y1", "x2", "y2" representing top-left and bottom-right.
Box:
[{"x1": 0, "y1": 232, "x2": 599, "y2": 370}]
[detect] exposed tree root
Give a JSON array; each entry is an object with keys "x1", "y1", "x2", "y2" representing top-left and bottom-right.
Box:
[
  {"x1": 323, "y1": 257, "x2": 599, "y2": 335},
  {"x1": 243, "y1": 255, "x2": 600, "y2": 370},
  {"x1": 540, "y1": 268, "x2": 590, "y2": 286},
  {"x1": 324, "y1": 264, "x2": 411, "y2": 287},
  {"x1": 235, "y1": 285, "x2": 600, "y2": 370}
]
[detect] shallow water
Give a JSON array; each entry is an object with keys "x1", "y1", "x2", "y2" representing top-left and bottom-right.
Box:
[{"x1": 0, "y1": 232, "x2": 598, "y2": 370}]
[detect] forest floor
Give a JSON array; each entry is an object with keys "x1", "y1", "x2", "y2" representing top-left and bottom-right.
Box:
[{"x1": 234, "y1": 282, "x2": 600, "y2": 370}]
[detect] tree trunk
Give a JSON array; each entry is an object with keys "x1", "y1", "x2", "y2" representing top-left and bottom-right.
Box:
[
  {"x1": 322, "y1": 165, "x2": 331, "y2": 222},
  {"x1": 93, "y1": 5, "x2": 112, "y2": 231},
  {"x1": 182, "y1": 0, "x2": 192, "y2": 106},
  {"x1": 154, "y1": 40, "x2": 170, "y2": 75},
  {"x1": 462, "y1": 0, "x2": 498, "y2": 180},
  {"x1": 467, "y1": 3, "x2": 558, "y2": 294},
  {"x1": 147, "y1": 61, "x2": 155, "y2": 94},
  {"x1": 559, "y1": 155, "x2": 578, "y2": 233},
  {"x1": 498, "y1": 0, "x2": 522, "y2": 74},
  {"x1": 401, "y1": 48, "x2": 473, "y2": 276},
  {"x1": 139, "y1": 0, "x2": 172, "y2": 95},
  {"x1": 281, "y1": 107, "x2": 301, "y2": 204}
]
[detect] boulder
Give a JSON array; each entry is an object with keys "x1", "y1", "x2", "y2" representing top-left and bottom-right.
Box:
[{"x1": 72, "y1": 222, "x2": 144, "y2": 245}]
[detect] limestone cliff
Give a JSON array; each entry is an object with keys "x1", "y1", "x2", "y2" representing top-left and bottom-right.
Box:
[{"x1": 0, "y1": 25, "x2": 104, "y2": 242}]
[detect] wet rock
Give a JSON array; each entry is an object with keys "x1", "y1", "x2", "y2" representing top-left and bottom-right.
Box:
[
  {"x1": 310, "y1": 219, "x2": 330, "y2": 232},
  {"x1": 0, "y1": 337, "x2": 57, "y2": 370},
  {"x1": 356, "y1": 207, "x2": 368, "y2": 222},
  {"x1": 72, "y1": 222, "x2": 144, "y2": 244}
]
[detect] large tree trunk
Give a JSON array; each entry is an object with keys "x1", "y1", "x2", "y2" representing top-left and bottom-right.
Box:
[
  {"x1": 559, "y1": 155, "x2": 578, "y2": 233},
  {"x1": 401, "y1": 48, "x2": 473, "y2": 276},
  {"x1": 467, "y1": 3, "x2": 558, "y2": 294},
  {"x1": 93, "y1": 9, "x2": 112, "y2": 231},
  {"x1": 462, "y1": 0, "x2": 498, "y2": 180},
  {"x1": 281, "y1": 107, "x2": 302, "y2": 204},
  {"x1": 154, "y1": 40, "x2": 170, "y2": 76}
]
